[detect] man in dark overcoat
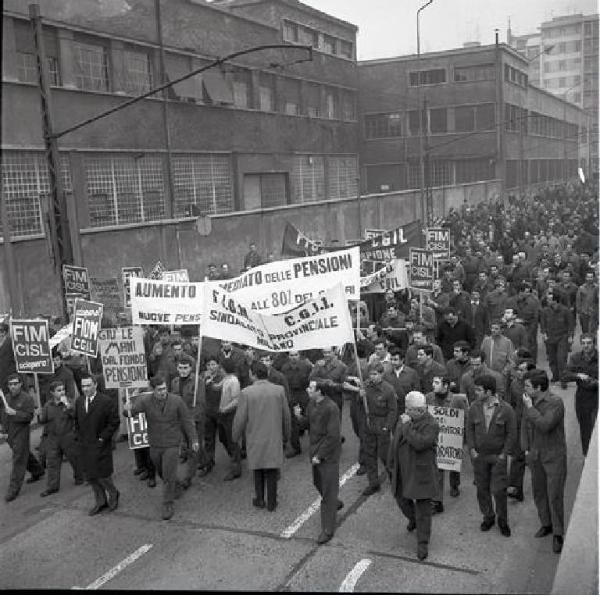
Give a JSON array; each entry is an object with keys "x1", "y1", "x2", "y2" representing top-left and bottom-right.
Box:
[
  {"x1": 387, "y1": 390, "x2": 439, "y2": 561},
  {"x1": 74, "y1": 372, "x2": 120, "y2": 515}
]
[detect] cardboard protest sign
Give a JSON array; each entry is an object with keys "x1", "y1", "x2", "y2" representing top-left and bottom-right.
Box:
[
  {"x1": 130, "y1": 278, "x2": 204, "y2": 325},
  {"x1": 122, "y1": 267, "x2": 144, "y2": 308},
  {"x1": 428, "y1": 405, "x2": 465, "y2": 472},
  {"x1": 98, "y1": 327, "x2": 147, "y2": 389},
  {"x1": 360, "y1": 259, "x2": 409, "y2": 294},
  {"x1": 209, "y1": 246, "x2": 361, "y2": 315},
  {"x1": 10, "y1": 319, "x2": 54, "y2": 374},
  {"x1": 409, "y1": 248, "x2": 434, "y2": 292},
  {"x1": 281, "y1": 222, "x2": 325, "y2": 257},
  {"x1": 71, "y1": 299, "x2": 103, "y2": 357},
  {"x1": 125, "y1": 390, "x2": 150, "y2": 450},
  {"x1": 149, "y1": 261, "x2": 165, "y2": 280},
  {"x1": 162, "y1": 269, "x2": 189, "y2": 282},
  {"x1": 426, "y1": 227, "x2": 451, "y2": 259},
  {"x1": 364, "y1": 229, "x2": 386, "y2": 239},
  {"x1": 90, "y1": 277, "x2": 121, "y2": 324},
  {"x1": 202, "y1": 283, "x2": 354, "y2": 352},
  {"x1": 63, "y1": 265, "x2": 91, "y2": 311}
]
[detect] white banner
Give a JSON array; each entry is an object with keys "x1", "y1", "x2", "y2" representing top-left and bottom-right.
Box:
[
  {"x1": 98, "y1": 327, "x2": 148, "y2": 389},
  {"x1": 130, "y1": 278, "x2": 204, "y2": 325},
  {"x1": 202, "y1": 283, "x2": 354, "y2": 352},
  {"x1": 360, "y1": 259, "x2": 408, "y2": 294},
  {"x1": 427, "y1": 405, "x2": 464, "y2": 472},
  {"x1": 208, "y1": 246, "x2": 360, "y2": 314}
]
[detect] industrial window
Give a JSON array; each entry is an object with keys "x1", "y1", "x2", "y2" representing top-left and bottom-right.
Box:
[
  {"x1": 290, "y1": 155, "x2": 325, "y2": 204},
  {"x1": 429, "y1": 161, "x2": 451, "y2": 186},
  {"x1": 202, "y1": 70, "x2": 234, "y2": 104},
  {"x1": 233, "y1": 79, "x2": 249, "y2": 108},
  {"x1": 454, "y1": 105, "x2": 475, "y2": 132},
  {"x1": 476, "y1": 103, "x2": 495, "y2": 130},
  {"x1": 325, "y1": 89, "x2": 338, "y2": 119},
  {"x1": 365, "y1": 113, "x2": 402, "y2": 138},
  {"x1": 259, "y1": 73, "x2": 275, "y2": 111},
  {"x1": 340, "y1": 40, "x2": 353, "y2": 59},
  {"x1": 85, "y1": 154, "x2": 165, "y2": 227},
  {"x1": 298, "y1": 26, "x2": 319, "y2": 48},
  {"x1": 429, "y1": 108, "x2": 447, "y2": 133},
  {"x1": 1, "y1": 151, "x2": 72, "y2": 238},
  {"x1": 327, "y1": 156, "x2": 357, "y2": 199},
  {"x1": 305, "y1": 82, "x2": 321, "y2": 117},
  {"x1": 14, "y1": 20, "x2": 60, "y2": 86},
  {"x1": 454, "y1": 63, "x2": 495, "y2": 82},
  {"x1": 455, "y1": 158, "x2": 494, "y2": 184},
  {"x1": 407, "y1": 162, "x2": 421, "y2": 189},
  {"x1": 16, "y1": 52, "x2": 60, "y2": 86},
  {"x1": 322, "y1": 35, "x2": 337, "y2": 55},
  {"x1": 408, "y1": 110, "x2": 426, "y2": 136},
  {"x1": 73, "y1": 41, "x2": 109, "y2": 92},
  {"x1": 122, "y1": 49, "x2": 152, "y2": 94},
  {"x1": 243, "y1": 173, "x2": 288, "y2": 209},
  {"x1": 283, "y1": 20, "x2": 298, "y2": 42},
  {"x1": 341, "y1": 91, "x2": 356, "y2": 121},
  {"x1": 281, "y1": 78, "x2": 300, "y2": 115},
  {"x1": 409, "y1": 69, "x2": 446, "y2": 86},
  {"x1": 172, "y1": 154, "x2": 233, "y2": 216},
  {"x1": 504, "y1": 64, "x2": 528, "y2": 87}
]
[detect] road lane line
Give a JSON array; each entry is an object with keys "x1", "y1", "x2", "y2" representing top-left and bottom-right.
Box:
[
  {"x1": 339, "y1": 558, "x2": 372, "y2": 592},
  {"x1": 74, "y1": 544, "x2": 153, "y2": 590},
  {"x1": 280, "y1": 463, "x2": 359, "y2": 538}
]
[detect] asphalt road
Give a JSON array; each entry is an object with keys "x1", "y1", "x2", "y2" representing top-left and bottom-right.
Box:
[{"x1": 0, "y1": 337, "x2": 592, "y2": 592}]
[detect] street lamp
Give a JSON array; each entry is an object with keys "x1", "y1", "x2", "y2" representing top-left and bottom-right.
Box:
[{"x1": 417, "y1": 0, "x2": 434, "y2": 226}]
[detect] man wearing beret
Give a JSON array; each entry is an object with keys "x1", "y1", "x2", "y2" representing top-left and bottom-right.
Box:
[{"x1": 387, "y1": 391, "x2": 439, "y2": 561}]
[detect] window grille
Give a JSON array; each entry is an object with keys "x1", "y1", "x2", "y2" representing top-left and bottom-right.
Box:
[
  {"x1": 85, "y1": 154, "x2": 165, "y2": 227},
  {"x1": 1, "y1": 151, "x2": 71, "y2": 237},
  {"x1": 290, "y1": 155, "x2": 325, "y2": 204},
  {"x1": 73, "y1": 41, "x2": 109, "y2": 91},
  {"x1": 172, "y1": 154, "x2": 233, "y2": 216},
  {"x1": 16, "y1": 52, "x2": 60, "y2": 86},
  {"x1": 122, "y1": 50, "x2": 152, "y2": 94},
  {"x1": 327, "y1": 156, "x2": 357, "y2": 199}
]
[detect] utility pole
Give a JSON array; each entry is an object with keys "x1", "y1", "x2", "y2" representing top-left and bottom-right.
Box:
[
  {"x1": 30, "y1": 4, "x2": 73, "y2": 321},
  {"x1": 423, "y1": 96, "x2": 433, "y2": 225}
]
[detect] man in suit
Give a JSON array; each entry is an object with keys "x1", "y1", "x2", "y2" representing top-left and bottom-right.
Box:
[
  {"x1": 469, "y1": 290, "x2": 489, "y2": 349},
  {"x1": 74, "y1": 373, "x2": 120, "y2": 516},
  {"x1": 387, "y1": 390, "x2": 439, "y2": 561},
  {"x1": 383, "y1": 347, "x2": 419, "y2": 417},
  {"x1": 233, "y1": 362, "x2": 291, "y2": 512}
]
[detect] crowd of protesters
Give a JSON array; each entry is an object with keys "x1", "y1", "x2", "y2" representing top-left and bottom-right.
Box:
[{"x1": 0, "y1": 180, "x2": 598, "y2": 560}]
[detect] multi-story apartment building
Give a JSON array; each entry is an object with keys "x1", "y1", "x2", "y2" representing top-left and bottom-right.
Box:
[
  {"x1": 1, "y1": 0, "x2": 359, "y2": 239},
  {"x1": 358, "y1": 42, "x2": 584, "y2": 195},
  {"x1": 509, "y1": 13, "x2": 599, "y2": 178}
]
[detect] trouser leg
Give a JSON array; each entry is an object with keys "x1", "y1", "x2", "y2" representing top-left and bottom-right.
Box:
[
  {"x1": 526, "y1": 324, "x2": 538, "y2": 364},
  {"x1": 415, "y1": 498, "x2": 432, "y2": 546},
  {"x1": 579, "y1": 314, "x2": 590, "y2": 334},
  {"x1": 161, "y1": 447, "x2": 179, "y2": 505},
  {"x1": 556, "y1": 337, "x2": 569, "y2": 380},
  {"x1": 220, "y1": 411, "x2": 241, "y2": 474},
  {"x1": 363, "y1": 431, "x2": 379, "y2": 486},
  {"x1": 265, "y1": 468, "x2": 278, "y2": 508},
  {"x1": 449, "y1": 470, "x2": 460, "y2": 489},
  {"x1": 544, "y1": 457, "x2": 567, "y2": 536},
  {"x1": 350, "y1": 400, "x2": 367, "y2": 466},
  {"x1": 435, "y1": 468, "x2": 445, "y2": 502},
  {"x1": 473, "y1": 457, "x2": 494, "y2": 520},
  {"x1": 396, "y1": 495, "x2": 415, "y2": 523},
  {"x1": 314, "y1": 462, "x2": 339, "y2": 536},
  {"x1": 575, "y1": 397, "x2": 598, "y2": 456},
  {"x1": 26, "y1": 449, "x2": 44, "y2": 477},
  {"x1": 490, "y1": 457, "x2": 508, "y2": 524},
  {"x1": 62, "y1": 435, "x2": 83, "y2": 482},
  {"x1": 530, "y1": 457, "x2": 552, "y2": 528},
  {"x1": 377, "y1": 433, "x2": 390, "y2": 479},
  {"x1": 88, "y1": 479, "x2": 108, "y2": 506},
  {"x1": 254, "y1": 470, "x2": 265, "y2": 502},
  {"x1": 137, "y1": 447, "x2": 156, "y2": 479},
  {"x1": 8, "y1": 432, "x2": 31, "y2": 495},
  {"x1": 509, "y1": 440, "x2": 526, "y2": 492},
  {"x1": 546, "y1": 342, "x2": 559, "y2": 380},
  {"x1": 204, "y1": 411, "x2": 218, "y2": 465},
  {"x1": 97, "y1": 476, "x2": 118, "y2": 501},
  {"x1": 330, "y1": 393, "x2": 343, "y2": 422},
  {"x1": 45, "y1": 441, "x2": 62, "y2": 491}
]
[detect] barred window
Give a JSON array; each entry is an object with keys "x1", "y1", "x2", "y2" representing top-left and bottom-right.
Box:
[
  {"x1": 454, "y1": 105, "x2": 475, "y2": 132},
  {"x1": 283, "y1": 20, "x2": 298, "y2": 43},
  {"x1": 429, "y1": 108, "x2": 447, "y2": 133},
  {"x1": 172, "y1": 154, "x2": 233, "y2": 216},
  {"x1": 476, "y1": 103, "x2": 495, "y2": 130},
  {"x1": 16, "y1": 53, "x2": 60, "y2": 86},
  {"x1": 123, "y1": 49, "x2": 152, "y2": 94},
  {"x1": 233, "y1": 79, "x2": 249, "y2": 108},
  {"x1": 429, "y1": 161, "x2": 451, "y2": 186},
  {"x1": 409, "y1": 69, "x2": 446, "y2": 86},
  {"x1": 340, "y1": 40, "x2": 353, "y2": 59},
  {"x1": 455, "y1": 158, "x2": 495, "y2": 184},
  {"x1": 327, "y1": 156, "x2": 357, "y2": 199},
  {"x1": 365, "y1": 113, "x2": 402, "y2": 138},
  {"x1": 73, "y1": 41, "x2": 109, "y2": 91},
  {"x1": 85, "y1": 154, "x2": 165, "y2": 227},
  {"x1": 454, "y1": 63, "x2": 495, "y2": 82},
  {"x1": 290, "y1": 155, "x2": 325, "y2": 204},
  {"x1": 1, "y1": 151, "x2": 72, "y2": 238},
  {"x1": 407, "y1": 162, "x2": 421, "y2": 189}
]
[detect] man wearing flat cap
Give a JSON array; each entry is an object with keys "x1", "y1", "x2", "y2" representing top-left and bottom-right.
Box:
[{"x1": 387, "y1": 390, "x2": 439, "y2": 561}]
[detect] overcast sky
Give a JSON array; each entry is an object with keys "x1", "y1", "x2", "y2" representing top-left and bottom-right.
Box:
[{"x1": 302, "y1": 0, "x2": 598, "y2": 59}]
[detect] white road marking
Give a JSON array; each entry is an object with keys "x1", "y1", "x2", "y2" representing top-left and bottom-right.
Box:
[
  {"x1": 280, "y1": 463, "x2": 359, "y2": 538},
  {"x1": 339, "y1": 558, "x2": 373, "y2": 592},
  {"x1": 73, "y1": 544, "x2": 153, "y2": 590}
]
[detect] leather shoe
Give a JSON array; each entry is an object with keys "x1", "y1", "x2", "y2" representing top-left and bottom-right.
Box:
[
  {"x1": 356, "y1": 465, "x2": 367, "y2": 476},
  {"x1": 337, "y1": 500, "x2": 344, "y2": 511},
  {"x1": 267, "y1": 501, "x2": 278, "y2": 512},
  {"x1": 197, "y1": 462, "x2": 214, "y2": 477},
  {"x1": 431, "y1": 501, "x2": 444, "y2": 514},
  {"x1": 138, "y1": 471, "x2": 149, "y2": 481},
  {"x1": 133, "y1": 468, "x2": 144, "y2": 476},
  {"x1": 417, "y1": 545, "x2": 428, "y2": 561},
  {"x1": 508, "y1": 489, "x2": 524, "y2": 502},
  {"x1": 552, "y1": 535, "x2": 563, "y2": 553},
  {"x1": 407, "y1": 519, "x2": 416, "y2": 532},
  {"x1": 88, "y1": 502, "x2": 108, "y2": 516},
  {"x1": 362, "y1": 484, "x2": 381, "y2": 497},
  {"x1": 223, "y1": 471, "x2": 241, "y2": 481},
  {"x1": 450, "y1": 486, "x2": 460, "y2": 497},
  {"x1": 26, "y1": 472, "x2": 45, "y2": 484},
  {"x1": 535, "y1": 525, "x2": 553, "y2": 538},
  {"x1": 40, "y1": 489, "x2": 59, "y2": 497},
  {"x1": 317, "y1": 531, "x2": 333, "y2": 545},
  {"x1": 480, "y1": 517, "x2": 495, "y2": 531},
  {"x1": 74, "y1": 478, "x2": 84, "y2": 486},
  {"x1": 252, "y1": 498, "x2": 266, "y2": 509},
  {"x1": 285, "y1": 448, "x2": 301, "y2": 459},
  {"x1": 147, "y1": 477, "x2": 157, "y2": 488},
  {"x1": 107, "y1": 490, "x2": 120, "y2": 511},
  {"x1": 162, "y1": 503, "x2": 174, "y2": 521},
  {"x1": 498, "y1": 521, "x2": 511, "y2": 537},
  {"x1": 4, "y1": 492, "x2": 18, "y2": 503}
]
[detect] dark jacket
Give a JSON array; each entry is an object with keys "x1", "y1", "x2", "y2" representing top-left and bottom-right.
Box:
[
  {"x1": 171, "y1": 374, "x2": 203, "y2": 423},
  {"x1": 383, "y1": 366, "x2": 420, "y2": 414},
  {"x1": 307, "y1": 396, "x2": 341, "y2": 464},
  {"x1": 540, "y1": 303, "x2": 574, "y2": 341},
  {"x1": 564, "y1": 349, "x2": 599, "y2": 401},
  {"x1": 436, "y1": 319, "x2": 476, "y2": 361},
  {"x1": 38, "y1": 399, "x2": 77, "y2": 440},
  {"x1": 503, "y1": 323, "x2": 528, "y2": 351},
  {"x1": 281, "y1": 358, "x2": 312, "y2": 394},
  {"x1": 466, "y1": 398, "x2": 516, "y2": 457},
  {"x1": 445, "y1": 358, "x2": 473, "y2": 390},
  {"x1": 131, "y1": 392, "x2": 197, "y2": 450},
  {"x1": 74, "y1": 391, "x2": 120, "y2": 479},
  {"x1": 309, "y1": 359, "x2": 347, "y2": 400},
  {"x1": 416, "y1": 360, "x2": 447, "y2": 395},
  {"x1": 469, "y1": 301, "x2": 489, "y2": 346},
  {"x1": 387, "y1": 411, "x2": 439, "y2": 500},
  {"x1": 0, "y1": 388, "x2": 35, "y2": 443},
  {"x1": 511, "y1": 293, "x2": 540, "y2": 327},
  {"x1": 364, "y1": 379, "x2": 397, "y2": 433}
]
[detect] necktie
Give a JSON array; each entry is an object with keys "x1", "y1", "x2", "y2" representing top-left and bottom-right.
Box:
[{"x1": 86, "y1": 396, "x2": 92, "y2": 413}]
